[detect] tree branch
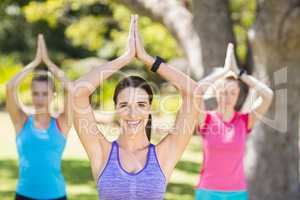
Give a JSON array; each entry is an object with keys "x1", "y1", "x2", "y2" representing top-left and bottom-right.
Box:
[{"x1": 114, "y1": 0, "x2": 203, "y2": 78}]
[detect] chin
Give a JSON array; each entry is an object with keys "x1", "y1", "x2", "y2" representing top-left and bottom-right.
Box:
[{"x1": 34, "y1": 107, "x2": 49, "y2": 113}]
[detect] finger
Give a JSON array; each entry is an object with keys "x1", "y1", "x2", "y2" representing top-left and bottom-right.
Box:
[
  {"x1": 40, "y1": 35, "x2": 49, "y2": 60},
  {"x1": 135, "y1": 15, "x2": 139, "y2": 34},
  {"x1": 127, "y1": 16, "x2": 135, "y2": 50},
  {"x1": 133, "y1": 15, "x2": 136, "y2": 39},
  {"x1": 135, "y1": 15, "x2": 141, "y2": 41},
  {"x1": 40, "y1": 34, "x2": 46, "y2": 52},
  {"x1": 224, "y1": 43, "x2": 234, "y2": 68},
  {"x1": 132, "y1": 15, "x2": 136, "y2": 37},
  {"x1": 228, "y1": 44, "x2": 239, "y2": 69},
  {"x1": 134, "y1": 15, "x2": 137, "y2": 47},
  {"x1": 129, "y1": 14, "x2": 134, "y2": 34},
  {"x1": 37, "y1": 34, "x2": 44, "y2": 55}
]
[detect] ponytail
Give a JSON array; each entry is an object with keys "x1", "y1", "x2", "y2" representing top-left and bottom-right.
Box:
[{"x1": 146, "y1": 114, "x2": 152, "y2": 141}]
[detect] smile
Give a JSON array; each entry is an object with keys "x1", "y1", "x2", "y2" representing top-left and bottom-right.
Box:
[{"x1": 127, "y1": 120, "x2": 142, "y2": 126}]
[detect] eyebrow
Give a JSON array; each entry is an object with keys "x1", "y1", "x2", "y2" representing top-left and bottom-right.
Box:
[{"x1": 118, "y1": 101, "x2": 149, "y2": 104}]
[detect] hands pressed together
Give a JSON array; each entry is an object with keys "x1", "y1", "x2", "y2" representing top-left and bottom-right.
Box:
[
  {"x1": 31, "y1": 34, "x2": 55, "y2": 67},
  {"x1": 122, "y1": 14, "x2": 155, "y2": 67}
]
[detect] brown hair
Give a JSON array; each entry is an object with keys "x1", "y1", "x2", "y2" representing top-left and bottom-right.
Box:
[
  {"x1": 224, "y1": 75, "x2": 249, "y2": 111},
  {"x1": 31, "y1": 69, "x2": 55, "y2": 92},
  {"x1": 113, "y1": 76, "x2": 153, "y2": 141}
]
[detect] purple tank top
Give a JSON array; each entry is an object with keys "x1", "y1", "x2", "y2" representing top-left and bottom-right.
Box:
[{"x1": 97, "y1": 141, "x2": 166, "y2": 200}]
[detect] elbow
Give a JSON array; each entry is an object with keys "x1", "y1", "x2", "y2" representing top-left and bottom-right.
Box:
[
  {"x1": 263, "y1": 89, "x2": 274, "y2": 105},
  {"x1": 180, "y1": 84, "x2": 204, "y2": 105},
  {"x1": 267, "y1": 88, "x2": 274, "y2": 102},
  {"x1": 184, "y1": 81, "x2": 204, "y2": 98},
  {"x1": 6, "y1": 81, "x2": 16, "y2": 95},
  {"x1": 73, "y1": 79, "x2": 93, "y2": 98},
  {"x1": 194, "y1": 82, "x2": 206, "y2": 99}
]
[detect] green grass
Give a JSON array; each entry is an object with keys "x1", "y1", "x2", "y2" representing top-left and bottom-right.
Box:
[{"x1": 0, "y1": 112, "x2": 202, "y2": 200}]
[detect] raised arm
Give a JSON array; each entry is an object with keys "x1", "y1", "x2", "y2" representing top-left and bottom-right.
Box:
[
  {"x1": 134, "y1": 15, "x2": 201, "y2": 180},
  {"x1": 6, "y1": 36, "x2": 42, "y2": 133},
  {"x1": 227, "y1": 43, "x2": 274, "y2": 129},
  {"x1": 196, "y1": 44, "x2": 235, "y2": 126},
  {"x1": 39, "y1": 34, "x2": 72, "y2": 137},
  {"x1": 72, "y1": 16, "x2": 136, "y2": 179},
  {"x1": 240, "y1": 74, "x2": 274, "y2": 128}
]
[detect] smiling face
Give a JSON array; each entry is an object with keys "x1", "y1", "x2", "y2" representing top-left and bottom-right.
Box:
[
  {"x1": 216, "y1": 78, "x2": 240, "y2": 111},
  {"x1": 115, "y1": 87, "x2": 151, "y2": 137},
  {"x1": 31, "y1": 78, "x2": 54, "y2": 113}
]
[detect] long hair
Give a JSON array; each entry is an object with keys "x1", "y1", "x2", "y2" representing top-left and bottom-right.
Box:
[
  {"x1": 113, "y1": 76, "x2": 153, "y2": 141},
  {"x1": 225, "y1": 75, "x2": 249, "y2": 111}
]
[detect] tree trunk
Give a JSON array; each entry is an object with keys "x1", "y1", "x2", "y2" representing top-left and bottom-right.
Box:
[
  {"x1": 246, "y1": 0, "x2": 300, "y2": 199},
  {"x1": 192, "y1": 0, "x2": 235, "y2": 74}
]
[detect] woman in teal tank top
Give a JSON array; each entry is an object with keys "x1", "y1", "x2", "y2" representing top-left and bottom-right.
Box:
[{"x1": 6, "y1": 35, "x2": 72, "y2": 200}]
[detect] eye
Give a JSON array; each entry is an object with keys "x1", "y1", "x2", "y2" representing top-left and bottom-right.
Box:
[
  {"x1": 138, "y1": 103, "x2": 146, "y2": 107},
  {"x1": 118, "y1": 103, "x2": 127, "y2": 108}
]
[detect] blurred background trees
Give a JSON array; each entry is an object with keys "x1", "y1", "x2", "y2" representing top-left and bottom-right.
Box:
[{"x1": 0, "y1": 0, "x2": 299, "y2": 199}]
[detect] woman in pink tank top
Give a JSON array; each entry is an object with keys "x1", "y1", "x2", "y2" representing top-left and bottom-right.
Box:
[{"x1": 195, "y1": 44, "x2": 274, "y2": 200}]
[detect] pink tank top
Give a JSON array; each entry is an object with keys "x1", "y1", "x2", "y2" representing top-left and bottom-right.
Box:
[{"x1": 196, "y1": 111, "x2": 251, "y2": 191}]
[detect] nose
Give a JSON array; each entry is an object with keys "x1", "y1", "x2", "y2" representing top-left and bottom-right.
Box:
[{"x1": 128, "y1": 104, "x2": 142, "y2": 119}]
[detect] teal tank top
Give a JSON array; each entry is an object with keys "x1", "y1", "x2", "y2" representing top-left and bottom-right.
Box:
[{"x1": 16, "y1": 115, "x2": 66, "y2": 199}]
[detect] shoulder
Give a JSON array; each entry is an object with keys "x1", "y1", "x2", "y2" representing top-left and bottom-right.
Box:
[
  {"x1": 236, "y1": 112, "x2": 252, "y2": 134},
  {"x1": 197, "y1": 111, "x2": 215, "y2": 135},
  {"x1": 236, "y1": 111, "x2": 250, "y2": 121}
]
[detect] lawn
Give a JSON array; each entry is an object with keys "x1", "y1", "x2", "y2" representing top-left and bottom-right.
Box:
[{"x1": 0, "y1": 112, "x2": 203, "y2": 200}]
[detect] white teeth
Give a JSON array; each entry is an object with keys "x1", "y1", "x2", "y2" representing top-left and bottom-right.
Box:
[{"x1": 127, "y1": 120, "x2": 141, "y2": 125}]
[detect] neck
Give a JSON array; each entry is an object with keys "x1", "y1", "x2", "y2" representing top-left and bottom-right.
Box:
[
  {"x1": 33, "y1": 112, "x2": 51, "y2": 122},
  {"x1": 117, "y1": 129, "x2": 150, "y2": 152},
  {"x1": 217, "y1": 106, "x2": 235, "y2": 121}
]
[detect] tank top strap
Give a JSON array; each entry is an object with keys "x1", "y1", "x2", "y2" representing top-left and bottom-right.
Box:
[
  {"x1": 109, "y1": 141, "x2": 119, "y2": 161},
  {"x1": 147, "y1": 143, "x2": 159, "y2": 165},
  {"x1": 148, "y1": 143, "x2": 155, "y2": 156},
  {"x1": 49, "y1": 116, "x2": 57, "y2": 130},
  {"x1": 27, "y1": 115, "x2": 33, "y2": 124},
  {"x1": 146, "y1": 143, "x2": 166, "y2": 182},
  {"x1": 18, "y1": 115, "x2": 31, "y2": 133},
  {"x1": 24, "y1": 115, "x2": 33, "y2": 129}
]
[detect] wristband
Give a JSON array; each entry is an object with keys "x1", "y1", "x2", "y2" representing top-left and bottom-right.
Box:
[
  {"x1": 239, "y1": 69, "x2": 247, "y2": 78},
  {"x1": 151, "y1": 56, "x2": 164, "y2": 72}
]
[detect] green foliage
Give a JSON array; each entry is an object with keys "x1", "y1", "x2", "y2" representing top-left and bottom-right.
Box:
[
  {"x1": 110, "y1": 4, "x2": 181, "y2": 60},
  {"x1": 229, "y1": 0, "x2": 257, "y2": 63},
  {"x1": 22, "y1": 0, "x2": 181, "y2": 60},
  {"x1": 65, "y1": 16, "x2": 108, "y2": 50},
  {"x1": 0, "y1": 0, "x2": 182, "y2": 107},
  {"x1": 0, "y1": 0, "x2": 258, "y2": 107},
  {"x1": 0, "y1": 55, "x2": 22, "y2": 104}
]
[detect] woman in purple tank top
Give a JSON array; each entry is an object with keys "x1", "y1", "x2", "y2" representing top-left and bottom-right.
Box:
[{"x1": 72, "y1": 15, "x2": 203, "y2": 200}]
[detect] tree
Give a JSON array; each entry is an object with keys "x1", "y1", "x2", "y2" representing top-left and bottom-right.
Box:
[
  {"x1": 246, "y1": 1, "x2": 300, "y2": 199},
  {"x1": 114, "y1": 0, "x2": 300, "y2": 199}
]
